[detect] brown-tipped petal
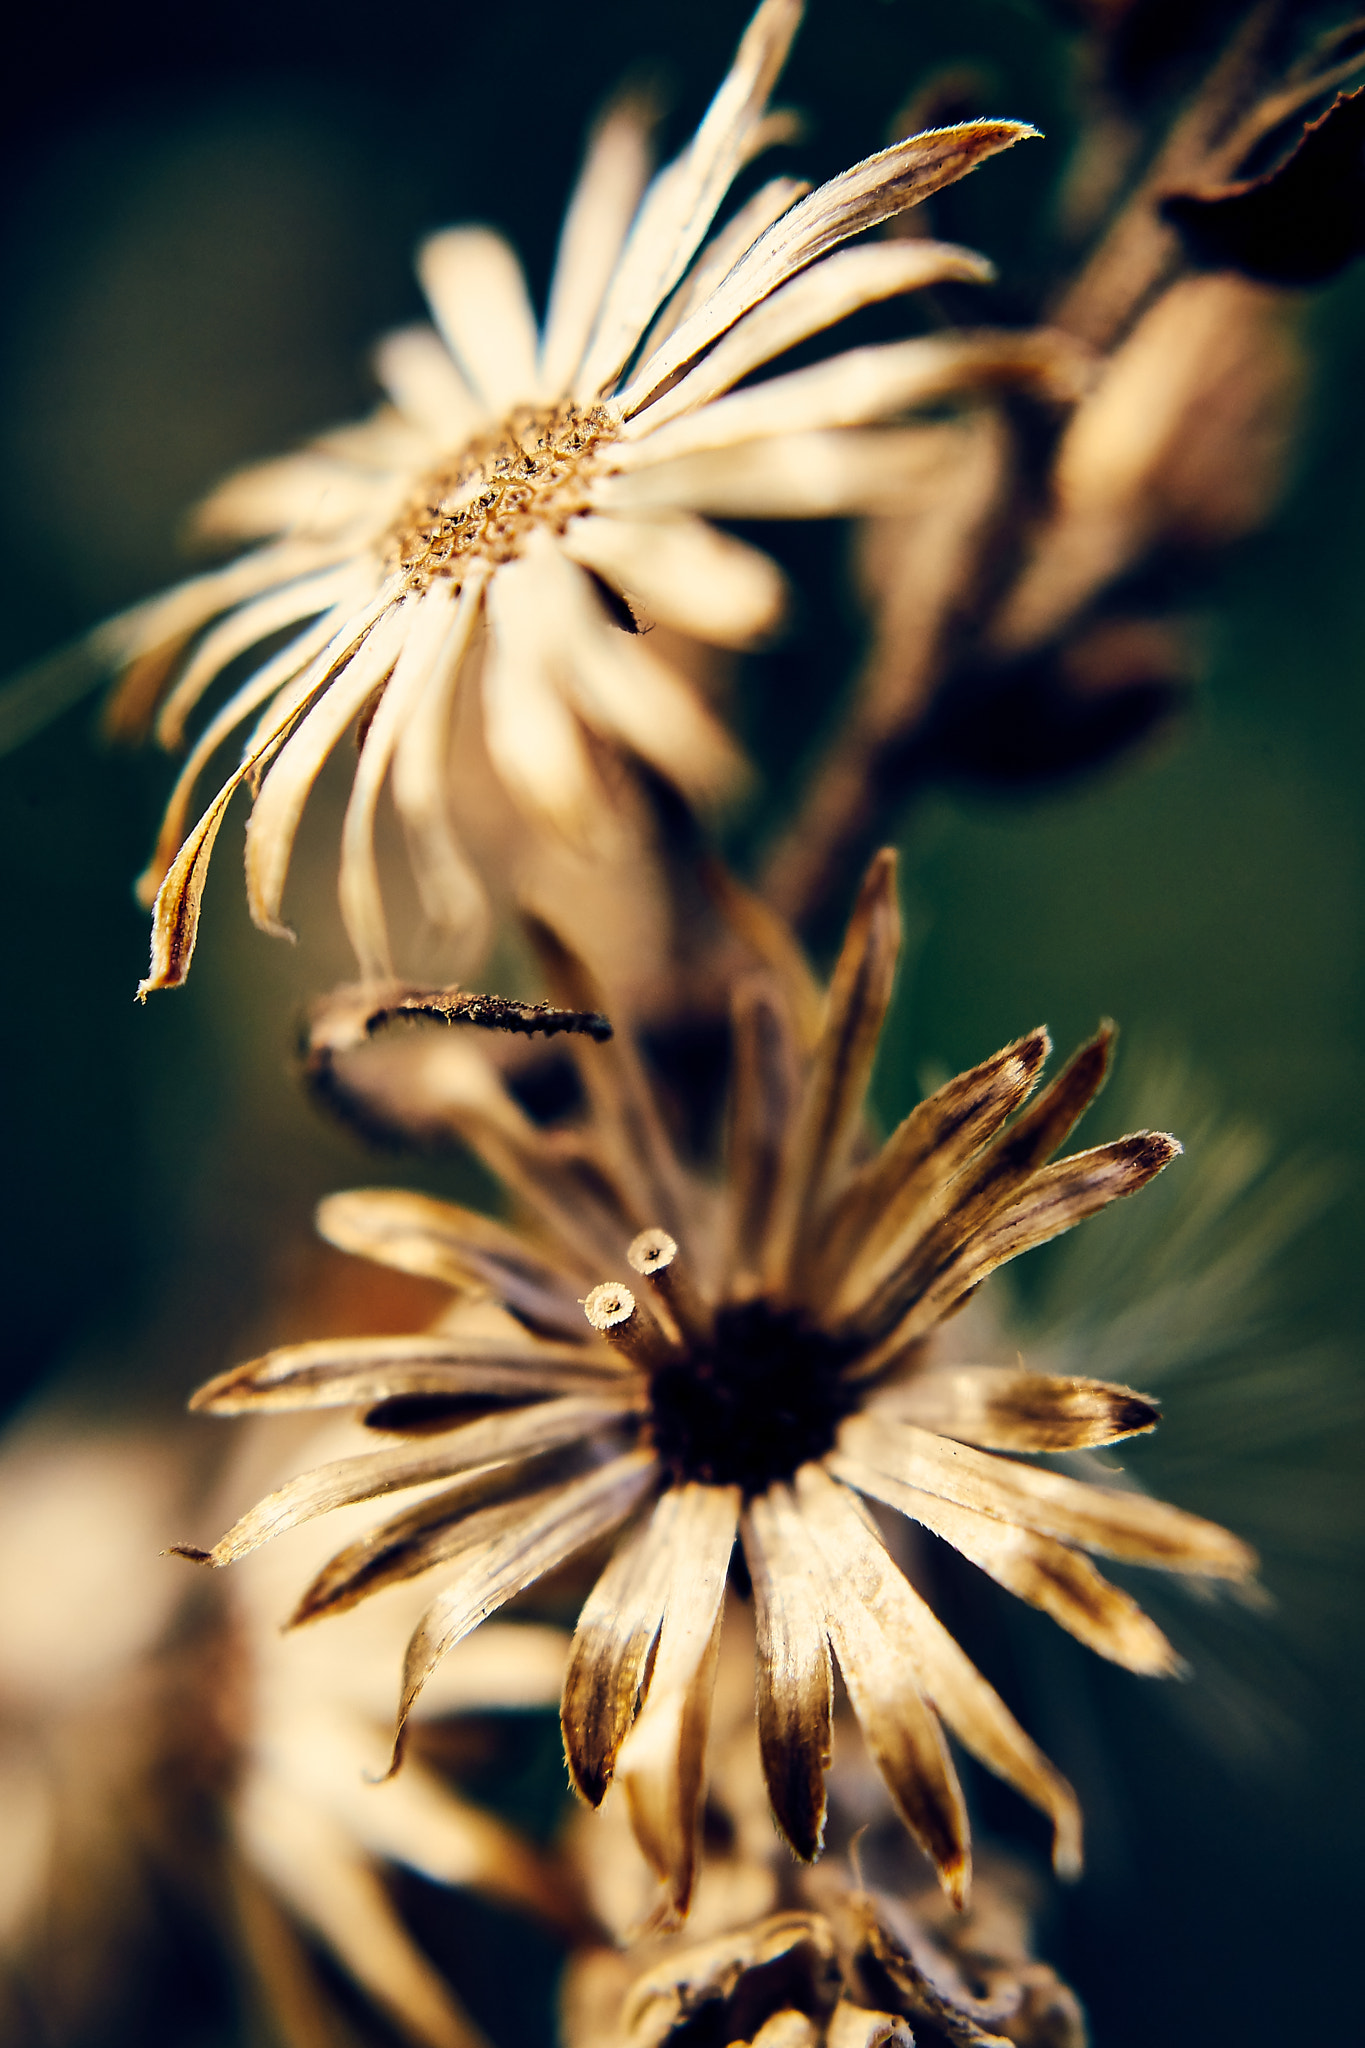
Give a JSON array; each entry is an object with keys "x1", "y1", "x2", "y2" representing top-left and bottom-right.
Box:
[
  {"x1": 561, "y1": 1491, "x2": 681, "y2": 1805},
  {"x1": 797, "y1": 1463, "x2": 1081, "y2": 1881},
  {"x1": 742, "y1": 1485, "x2": 833, "y2": 1862},
  {"x1": 202, "y1": 1395, "x2": 637, "y2": 1566},
  {"x1": 388, "y1": 1451, "x2": 658, "y2": 1769},
  {"x1": 876, "y1": 1132, "x2": 1181, "y2": 1345},
  {"x1": 837, "y1": 1414, "x2": 1257, "y2": 1579},
  {"x1": 842, "y1": 1027, "x2": 1119, "y2": 1335},
  {"x1": 316, "y1": 1188, "x2": 591, "y2": 1341},
  {"x1": 614, "y1": 1482, "x2": 739, "y2": 1922},
  {"x1": 724, "y1": 976, "x2": 802, "y2": 1295},
  {"x1": 190, "y1": 1332, "x2": 621, "y2": 1415},
  {"x1": 629, "y1": 1229, "x2": 715, "y2": 1348},
  {"x1": 763, "y1": 850, "x2": 901, "y2": 1290},
  {"x1": 834, "y1": 1452, "x2": 1178, "y2": 1677},
  {"x1": 827, "y1": 2003, "x2": 914, "y2": 2048},
  {"x1": 793, "y1": 1463, "x2": 970, "y2": 1905},
  {"x1": 584, "y1": 1282, "x2": 679, "y2": 1371},
  {"x1": 817, "y1": 1030, "x2": 1050, "y2": 1319},
  {"x1": 291, "y1": 1446, "x2": 650, "y2": 1626},
  {"x1": 624, "y1": 121, "x2": 1038, "y2": 413},
  {"x1": 886, "y1": 1366, "x2": 1160, "y2": 1452}
]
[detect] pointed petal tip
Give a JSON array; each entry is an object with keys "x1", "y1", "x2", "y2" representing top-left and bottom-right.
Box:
[{"x1": 167, "y1": 1543, "x2": 214, "y2": 1565}]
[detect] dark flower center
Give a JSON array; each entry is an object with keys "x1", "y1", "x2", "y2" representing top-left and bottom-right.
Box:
[{"x1": 647, "y1": 1300, "x2": 860, "y2": 1496}]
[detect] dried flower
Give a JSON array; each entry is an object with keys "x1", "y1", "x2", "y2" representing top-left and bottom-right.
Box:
[
  {"x1": 182, "y1": 850, "x2": 1254, "y2": 1926},
  {"x1": 81, "y1": 0, "x2": 1040, "y2": 995}
]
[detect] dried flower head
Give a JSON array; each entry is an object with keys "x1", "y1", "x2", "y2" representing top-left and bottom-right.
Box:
[
  {"x1": 69, "y1": 0, "x2": 1045, "y2": 996},
  {"x1": 182, "y1": 850, "x2": 1254, "y2": 1922}
]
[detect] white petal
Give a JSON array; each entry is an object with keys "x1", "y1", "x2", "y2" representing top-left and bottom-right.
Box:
[
  {"x1": 539, "y1": 97, "x2": 656, "y2": 398},
  {"x1": 635, "y1": 174, "x2": 810, "y2": 362},
  {"x1": 480, "y1": 552, "x2": 602, "y2": 836},
  {"x1": 337, "y1": 585, "x2": 462, "y2": 978},
  {"x1": 574, "y1": 0, "x2": 802, "y2": 398},
  {"x1": 563, "y1": 510, "x2": 784, "y2": 647},
  {"x1": 373, "y1": 323, "x2": 488, "y2": 443},
  {"x1": 193, "y1": 453, "x2": 389, "y2": 544},
  {"x1": 620, "y1": 241, "x2": 992, "y2": 428},
  {"x1": 598, "y1": 426, "x2": 952, "y2": 518},
  {"x1": 390, "y1": 573, "x2": 489, "y2": 942},
  {"x1": 418, "y1": 228, "x2": 539, "y2": 415}
]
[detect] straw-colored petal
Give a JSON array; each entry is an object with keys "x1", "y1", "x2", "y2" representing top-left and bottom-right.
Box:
[
  {"x1": 763, "y1": 849, "x2": 901, "y2": 1287},
  {"x1": 724, "y1": 977, "x2": 801, "y2": 1293},
  {"x1": 337, "y1": 587, "x2": 462, "y2": 979},
  {"x1": 620, "y1": 241, "x2": 993, "y2": 428},
  {"x1": 244, "y1": 613, "x2": 404, "y2": 940},
  {"x1": 813, "y1": 1031, "x2": 1050, "y2": 1318},
  {"x1": 639, "y1": 175, "x2": 810, "y2": 360},
  {"x1": 596, "y1": 426, "x2": 961, "y2": 519},
  {"x1": 827, "y1": 2003, "x2": 914, "y2": 2048},
  {"x1": 753, "y1": 2014, "x2": 822, "y2": 2048},
  {"x1": 235, "y1": 1767, "x2": 485, "y2": 2048},
  {"x1": 614, "y1": 1482, "x2": 739, "y2": 1920},
  {"x1": 481, "y1": 551, "x2": 602, "y2": 837},
  {"x1": 623, "y1": 121, "x2": 1037, "y2": 412},
  {"x1": 836, "y1": 1413, "x2": 1257, "y2": 1577},
  {"x1": 193, "y1": 452, "x2": 389, "y2": 547},
  {"x1": 316, "y1": 1187, "x2": 590, "y2": 1339},
  {"x1": 539, "y1": 96, "x2": 657, "y2": 398},
  {"x1": 574, "y1": 0, "x2": 802, "y2": 398},
  {"x1": 883, "y1": 1365, "x2": 1160, "y2": 1452},
  {"x1": 561, "y1": 1492, "x2": 682, "y2": 1806},
  {"x1": 562, "y1": 511, "x2": 785, "y2": 648},
  {"x1": 390, "y1": 1449, "x2": 657, "y2": 1766},
  {"x1": 390, "y1": 572, "x2": 489, "y2": 941},
  {"x1": 832, "y1": 1452, "x2": 1178, "y2": 1676},
  {"x1": 191, "y1": 1332, "x2": 619, "y2": 1416},
  {"x1": 418, "y1": 227, "x2": 539, "y2": 416},
  {"x1": 204, "y1": 1395, "x2": 634, "y2": 1565},
  {"x1": 742, "y1": 1485, "x2": 833, "y2": 1861},
  {"x1": 373, "y1": 323, "x2": 488, "y2": 443},
  {"x1": 792, "y1": 1465, "x2": 969, "y2": 1905},
  {"x1": 797, "y1": 1463, "x2": 1082, "y2": 1881}
]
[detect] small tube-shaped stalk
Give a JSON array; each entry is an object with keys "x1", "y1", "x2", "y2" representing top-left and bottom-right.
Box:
[
  {"x1": 583, "y1": 1281, "x2": 679, "y2": 1370},
  {"x1": 627, "y1": 1227, "x2": 714, "y2": 1349}
]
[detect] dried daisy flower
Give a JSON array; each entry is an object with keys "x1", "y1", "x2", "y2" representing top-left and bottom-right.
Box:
[
  {"x1": 0, "y1": 1409, "x2": 575, "y2": 2048},
  {"x1": 78, "y1": 0, "x2": 1048, "y2": 996},
  {"x1": 180, "y1": 849, "x2": 1255, "y2": 1924}
]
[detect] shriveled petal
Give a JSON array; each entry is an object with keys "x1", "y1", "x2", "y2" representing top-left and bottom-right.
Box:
[
  {"x1": 390, "y1": 1449, "x2": 658, "y2": 1767},
  {"x1": 534, "y1": 540, "x2": 749, "y2": 798},
  {"x1": 418, "y1": 228, "x2": 539, "y2": 416},
  {"x1": 102, "y1": 539, "x2": 332, "y2": 681},
  {"x1": 337, "y1": 586, "x2": 464, "y2": 979},
  {"x1": 574, "y1": 0, "x2": 802, "y2": 398},
  {"x1": 154, "y1": 565, "x2": 365, "y2": 747},
  {"x1": 562, "y1": 511, "x2": 785, "y2": 648},
  {"x1": 620, "y1": 241, "x2": 993, "y2": 428},
  {"x1": 192, "y1": 452, "x2": 389, "y2": 549},
  {"x1": 234, "y1": 1768, "x2": 483, "y2": 2048},
  {"x1": 833, "y1": 1451, "x2": 1178, "y2": 1676},
  {"x1": 797, "y1": 1463, "x2": 1081, "y2": 1882},
  {"x1": 866, "y1": 1132, "x2": 1182, "y2": 1348},
  {"x1": 596, "y1": 426, "x2": 962, "y2": 519},
  {"x1": 742, "y1": 1486, "x2": 833, "y2": 1860},
  {"x1": 316, "y1": 1187, "x2": 590, "y2": 1338},
  {"x1": 641, "y1": 175, "x2": 810, "y2": 359},
  {"x1": 752, "y1": 2014, "x2": 821, "y2": 2048},
  {"x1": 763, "y1": 849, "x2": 901, "y2": 1289},
  {"x1": 373, "y1": 323, "x2": 487, "y2": 442},
  {"x1": 885, "y1": 1365, "x2": 1160, "y2": 1452},
  {"x1": 561, "y1": 1492, "x2": 681, "y2": 1805},
  {"x1": 244, "y1": 614, "x2": 404, "y2": 940},
  {"x1": 813, "y1": 1031, "x2": 1050, "y2": 1320},
  {"x1": 724, "y1": 976, "x2": 801, "y2": 1295},
  {"x1": 540, "y1": 95, "x2": 657, "y2": 397},
  {"x1": 481, "y1": 551, "x2": 603, "y2": 837},
  {"x1": 827, "y1": 2006, "x2": 914, "y2": 2048},
  {"x1": 790, "y1": 1465, "x2": 969, "y2": 1904},
  {"x1": 389, "y1": 573, "x2": 489, "y2": 941},
  {"x1": 191, "y1": 1332, "x2": 620, "y2": 1415},
  {"x1": 837, "y1": 1413, "x2": 1257, "y2": 1577},
  {"x1": 614, "y1": 1482, "x2": 739, "y2": 1921},
  {"x1": 203, "y1": 1395, "x2": 634, "y2": 1564},
  {"x1": 622, "y1": 121, "x2": 1036, "y2": 412}
]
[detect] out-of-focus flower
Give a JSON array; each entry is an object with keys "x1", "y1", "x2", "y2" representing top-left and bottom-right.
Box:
[
  {"x1": 0, "y1": 1410, "x2": 573, "y2": 2048},
  {"x1": 182, "y1": 851, "x2": 1253, "y2": 1925},
  {"x1": 66, "y1": 0, "x2": 1044, "y2": 996}
]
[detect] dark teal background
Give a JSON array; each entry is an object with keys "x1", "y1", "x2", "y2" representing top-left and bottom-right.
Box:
[{"x1": 1, "y1": 2, "x2": 1361, "y2": 2041}]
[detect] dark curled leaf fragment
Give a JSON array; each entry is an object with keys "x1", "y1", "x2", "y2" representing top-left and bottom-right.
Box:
[{"x1": 1163, "y1": 88, "x2": 1365, "y2": 285}]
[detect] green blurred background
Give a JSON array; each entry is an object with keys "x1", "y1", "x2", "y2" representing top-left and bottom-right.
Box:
[{"x1": 1, "y1": 1, "x2": 1362, "y2": 2041}]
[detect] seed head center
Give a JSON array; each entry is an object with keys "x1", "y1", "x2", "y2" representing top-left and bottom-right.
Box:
[{"x1": 385, "y1": 401, "x2": 619, "y2": 593}]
